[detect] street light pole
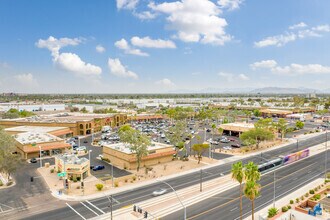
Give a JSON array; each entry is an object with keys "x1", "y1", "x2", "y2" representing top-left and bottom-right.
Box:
[
  {"x1": 39, "y1": 146, "x2": 42, "y2": 168},
  {"x1": 111, "y1": 163, "x2": 114, "y2": 187},
  {"x1": 157, "y1": 179, "x2": 186, "y2": 220},
  {"x1": 88, "y1": 150, "x2": 92, "y2": 162},
  {"x1": 107, "y1": 195, "x2": 113, "y2": 220}
]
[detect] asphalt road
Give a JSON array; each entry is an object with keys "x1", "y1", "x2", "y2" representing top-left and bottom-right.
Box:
[
  {"x1": 18, "y1": 132, "x2": 329, "y2": 220},
  {"x1": 164, "y1": 149, "x2": 328, "y2": 220}
]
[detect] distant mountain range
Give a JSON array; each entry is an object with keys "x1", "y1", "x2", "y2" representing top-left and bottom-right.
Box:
[{"x1": 171, "y1": 87, "x2": 330, "y2": 94}]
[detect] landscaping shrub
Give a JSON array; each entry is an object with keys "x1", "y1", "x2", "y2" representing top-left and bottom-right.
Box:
[
  {"x1": 95, "y1": 183, "x2": 104, "y2": 191},
  {"x1": 114, "y1": 182, "x2": 119, "y2": 187},
  {"x1": 125, "y1": 179, "x2": 128, "y2": 183},
  {"x1": 313, "y1": 194, "x2": 321, "y2": 200},
  {"x1": 6, "y1": 181, "x2": 13, "y2": 186},
  {"x1": 282, "y1": 206, "x2": 288, "y2": 212},
  {"x1": 132, "y1": 176, "x2": 136, "y2": 181},
  {"x1": 288, "y1": 205, "x2": 291, "y2": 209},
  {"x1": 50, "y1": 169, "x2": 54, "y2": 173},
  {"x1": 305, "y1": 192, "x2": 309, "y2": 197},
  {"x1": 0, "y1": 181, "x2": 3, "y2": 187},
  {"x1": 268, "y1": 207, "x2": 278, "y2": 218},
  {"x1": 77, "y1": 177, "x2": 81, "y2": 181},
  {"x1": 290, "y1": 200, "x2": 294, "y2": 204},
  {"x1": 296, "y1": 198, "x2": 300, "y2": 203},
  {"x1": 309, "y1": 189, "x2": 315, "y2": 194}
]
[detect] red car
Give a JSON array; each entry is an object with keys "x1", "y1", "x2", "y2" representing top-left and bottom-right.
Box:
[
  {"x1": 231, "y1": 143, "x2": 241, "y2": 148},
  {"x1": 228, "y1": 138, "x2": 236, "y2": 142}
]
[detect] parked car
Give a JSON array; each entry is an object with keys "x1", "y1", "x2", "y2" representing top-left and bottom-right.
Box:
[
  {"x1": 30, "y1": 158, "x2": 37, "y2": 163},
  {"x1": 220, "y1": 138, "x2": 230, "y2": 143},
  {"x1": 83, "y1": 140, "x2": 88, "y2": 143},
  {"x1": 152, "y1": 188, "x2": 167, "y2": 196},
  {"x1": 231, "y1": 143, "x2": 241, "y2": 148},
  {"x1": 206, "y1": 128, "x2": 211, "y2": 132},
  {"x1": 92, "y1": 165, "x2": 105, "y2": 171},
  {"x1": 223, "y1": 146, "x2": 232, "y2": 150},
  {"x1": 228, "y1": 137, "x2": 236, "y2": 142}
]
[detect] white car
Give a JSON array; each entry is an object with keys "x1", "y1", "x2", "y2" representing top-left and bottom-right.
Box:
[
  {"x1": 160, "y1": 134, "x2": 166, "y2": 138},
  {"x1": 191, "y1": 130, "x2": 195, "y2": 134},
  {"x1": 223, "y1": 146, "x2": 232, "y2": 150},
  {"x1": 152, "y1": 188, "x2": 167, "y2": 196}
]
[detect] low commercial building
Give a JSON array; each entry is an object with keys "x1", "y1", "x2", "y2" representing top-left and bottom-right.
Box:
[
  {"x1": 55, "y1": 154, "x2": 90, "y2": 180},
  {"x1": 102, "y1": 142, "x2": 176, "y2": 170},
  {"x1": 260, "y1": 109, "x2": 293, "y2": 118},
  {"x1": 0, "y1": 112, "x2": 127, "y2": 136},
  {"x1": 12, "y1": 130, "x2": 70, "y2": 159},
  {"x1": 127, "y1": 114, "x2": 166, "y2": 122},
  {"x1": 220, "y1": 122, "x2": 254, "y2": 136}
]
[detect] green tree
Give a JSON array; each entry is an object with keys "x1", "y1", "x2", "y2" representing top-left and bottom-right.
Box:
[
  {"x1": 231, "y1": 161, "x2": 244, "y2": 220},
  {"x1": 253, "y1": 109, "x2": 261, "y2": 117},
  {"x1": 240, "y1": 128, "x2": 274, "y2": 148},
  {"x1": 275, "y1": 118, "x2": 288, "y2": 140},
  {"x1": 244, "y1": 162, "x2": 261, "y2": 182},
  {"x1": 244, "y1": 181, "x2": 261, "y2": 220},
  {"x1": 118, "y1": 125, "x2": 151, "y2": 171},
  {"x1": 192, "y1": 144, "x2": 209, "y2": 164},
  {"x1": 295, "y1": 121, "x2": 305, "y2": 129},
  {"x1": 0, "y1": 127, "x2": 22, "y2": 180},
  {"x1": 166, "y1": 121, "x2": 187, "y2": 152}
]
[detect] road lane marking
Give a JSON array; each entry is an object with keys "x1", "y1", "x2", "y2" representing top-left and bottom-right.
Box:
[
  {"x1": 86, "y1": 200, "x2": 105, "y2": 214},
  {"x1": 187, "y1": 161, "x2": 319, "y2": 220},
  {"x1": 66, "y1": 203, "x2": 86, "y2": 220},
  {"x1": 80, "y1": 202, "x2": 99, "y2": 216},
  {"x1": 230, "y1": 207, "x2": 238, "y2": 212}
]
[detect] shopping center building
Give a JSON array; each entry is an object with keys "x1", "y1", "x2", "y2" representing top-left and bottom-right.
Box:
[
  {"x1": 102, "y1": 142, "x2": 176, "y2": 170},
  {"x1": 220, "y1": 122, "x2": 255, "y2": 136},
  {"x1": 0, "y1": 112, "x2": 127, "y2": 136},
  {"x1": 6, "y1": 126, "x2": 71, "y2": 159}
]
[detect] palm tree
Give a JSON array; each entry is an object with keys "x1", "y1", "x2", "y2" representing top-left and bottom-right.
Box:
[
  {"x1": 244, "y1": 181, "x2": 260, "y2": 220},
  {"x1": 231, "y1": 161, "x2": 244, "y2": 220},
  {"x1": 244, "y1": 161, "x2": 261, "y2": 182}
]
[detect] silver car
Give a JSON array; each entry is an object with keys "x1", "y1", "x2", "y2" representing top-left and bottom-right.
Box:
[{"x1": 152, "y1": 188, "x2": 167, "y2": 196}]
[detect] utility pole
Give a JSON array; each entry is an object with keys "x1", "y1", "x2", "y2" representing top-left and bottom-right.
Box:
[
  {"x1": 200, "y1": 169, "x2": 202, "y2": 192},
  {"x1": 296, "y1": 139, "x2": 298, "y2": 150}
]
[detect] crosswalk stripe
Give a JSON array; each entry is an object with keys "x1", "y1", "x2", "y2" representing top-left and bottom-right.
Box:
[
  {"x1": 66, "y1": 203, "x2": 86, "y2": 220},
  {"x1": 80, "y1": 202, "x2": 99, "y2": 216},
  {"x1": 86, "y1": 200, "x2": 105, "y2": 214}
]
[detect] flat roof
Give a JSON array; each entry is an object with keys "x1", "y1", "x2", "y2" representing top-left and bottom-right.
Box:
[
  {"x1": 260, "y1": 109, "x2": 293, "y2": 114},
  {"x1": 5, "y1": 125, "x2": 68, "y2": 133},
  {"x1": 14, "y1": 132, "x2": 62, "y2": 145},
  {"x1": 103, "y1": 141, "x2": 173, "y2": 154},
  {"x1": 220, "y1": 122, "x2": 254, "y2": 132},
  {"x1": 56, "y1": 154, "x2": 88, "y2": 165}
]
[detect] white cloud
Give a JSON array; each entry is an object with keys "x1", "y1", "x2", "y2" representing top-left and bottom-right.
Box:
[
  {"x1": 36, "y1": 36, "x2": 102, "y2": 76},
  {"x1": 155, "y1": 78, "x2": 175, "y2": 87},
  {"x1": 254, "y1": 33, "x2": 296, "y2": 47},
  {"x1": 255, "y1": 23, "x2": 330, "y2": 48},
  {"x1": 133, "y1": 11, "x2": 157, "y2": 20},
  {"x1": 131, "y1": 36, "x2": 176, "y2": 48},
  {"x1": 238, "y1": 73, "x2": 249, "y2": 80},
  {"x1": 96, "y1": 45, "x2": 105, "y2": 53},
  {"x1": 149, "y1": 0, "x2": 232, "y2": 45},
  {"x1": 289, "y1": 22, "x2": 307, "y2": 30},
  {"x1": 55, "y1": 53, "x2": 102, "y2": 76},
  {"x1": 218, "y1": 72, "x2": 234, "y2": 82},
  {"x1": 36, "y1": 36, "x2": 82, "y2": 57},
  {"x1": 116, "y1": 0, "x2": 139, "y2": 10},
  {"x1": 14, "y1": 73, "x2": 38, "y2": 87},
  {"x1": 108, "y1": 58, "x2": 138, "y2": 79},
  {"x1": 251, "y1": 60, "x2": 330, "y2": 75},
  {"x1": 250, "y1": 60, "x2": 277, "y2": 70},
  {"x1": 0, "y1": 62, "x2": 9, "y2": 68},
  {"x1": 114, "y1": 38, "x2": 149, "y2": 56},
  {"x1": 217, "y1": 0, "x2": 244, "y2": 11}
]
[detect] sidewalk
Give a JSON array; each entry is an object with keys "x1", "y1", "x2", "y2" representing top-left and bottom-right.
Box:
[
  {"x1": 245, "y1": 178, "x2": 325, "y2": 220},
  {"x1": 50, "y1": 132, "x2": 327, "y2": 202}
]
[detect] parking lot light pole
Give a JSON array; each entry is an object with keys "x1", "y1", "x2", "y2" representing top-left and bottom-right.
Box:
[
  {"x1": 39, "y1": 146, "x2": 42, "y2": 168},
  {"x1": 88, "y1": 150, "x2": 92, "y2": 162},
  {"x1": 156, "y1": 179, "x2": 186, "y2": 220}
]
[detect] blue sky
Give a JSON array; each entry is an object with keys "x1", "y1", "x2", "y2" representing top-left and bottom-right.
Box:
[{"x1": 0, "y1": 0, "x2": 330, "y2": 93}]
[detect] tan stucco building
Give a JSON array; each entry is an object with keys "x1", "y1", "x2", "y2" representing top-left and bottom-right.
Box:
[
  {"x1": 0, "y1": 112, "x2": 127, "y2": 136},
  {"x1": 220, "y1": 122, "x2": 255, "y2": 136},
  {"x1": 102, "y1": 142, "x2": 176, "y2": 170},
  {"x1": 55, "y1": 154, "x2": 90, "y2": 180}
]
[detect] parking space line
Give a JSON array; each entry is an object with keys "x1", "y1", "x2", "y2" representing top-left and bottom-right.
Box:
[
  {"x1": 112, "y1": 197, "x2": 120, "y2": 204},
  {"x1": 86, "y1": 200, "x2": 105, "y2": 214},
  {"x1": 80, "y1": 202, "x2": 99, "y2": 216},
  {"x1": 66, "y1": 203, "x2": 86, "y2": 220},
  {"x1": 0, "y1": 205, "x2": 3, "y2": 212}
]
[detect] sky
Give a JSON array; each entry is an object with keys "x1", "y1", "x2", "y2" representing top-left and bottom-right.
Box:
[{"x1": 0, "y1": 0, "x2": 330, "y2": 93}]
